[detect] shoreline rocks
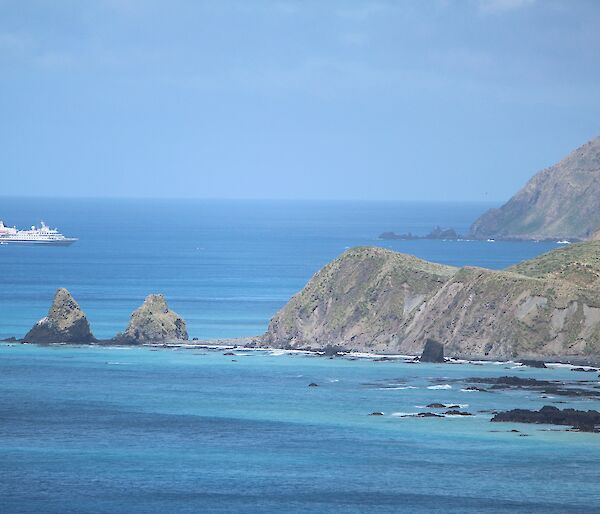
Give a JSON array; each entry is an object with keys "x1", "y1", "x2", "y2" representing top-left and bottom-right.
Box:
[{"x1": 491, "y1": 406, "x2": 600, "y2": 432}]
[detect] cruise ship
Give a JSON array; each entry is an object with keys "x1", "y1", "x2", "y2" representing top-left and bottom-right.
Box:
[{"x1": 0, "y1": 220, "x2": 78, "y2": 245}]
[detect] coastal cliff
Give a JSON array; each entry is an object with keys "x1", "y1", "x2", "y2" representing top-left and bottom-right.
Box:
[
  {"x1": 263, "y1": 243, "x2": 600, "y2": 359},
  {"x1": 470, "y1": 137, "x2": 600, "y2": 241},
  {"x1": 24, "y1": 288, "x2": 96, "y2": 344},
  {"x1": 262, "y1": 247, "x2": 456, "y2": 353}
]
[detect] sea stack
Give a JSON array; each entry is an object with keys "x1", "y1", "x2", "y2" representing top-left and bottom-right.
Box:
[
  {"x1": 116, "y1": 294, "x2": 188, "y2": 344},
  {"x1": 24, "y1": 288, "x2": 96, "y2": 344},
  {"x1": 420, "y1": 339, "x2": 445, "y2": 363}
]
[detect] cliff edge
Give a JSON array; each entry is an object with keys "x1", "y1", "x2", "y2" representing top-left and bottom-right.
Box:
[{"x1": 263, "y1": 243, "x2": 600, "y2": 359}]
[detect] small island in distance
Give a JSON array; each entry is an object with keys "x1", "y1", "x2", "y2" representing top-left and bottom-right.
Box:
[{"x1": 379, "y1": 226, "x2": 463, "y2": 241}]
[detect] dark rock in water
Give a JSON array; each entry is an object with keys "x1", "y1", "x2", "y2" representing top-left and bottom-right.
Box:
[
  {"x1": 374, "y1": 356, "x2": 398, "y2": 362},
  {"x1": 114, "y1": 294, "x2": 188, "y2": 344},
  {"x1": 491, "y1": 405, "x2": 600, "y2": 432},
  {"x1": 521, "y1": 359, "x2": 547, "y2": 369},
  {"x1": 426, "y1": 403, "x2": 447, "y2": 409},
  {"x1": 322, "y1": 344, "x2": 345, "y2": 356},
  {"x1": 420, "y1": 339, "x2": 444, "y2": 363},
  {"x1": 467, "y1": 375, "x2": 600, "y2": 399},
  {"x1": 308, "y1": 383, "x2": 319, "y2": 387},
  {"x1": 417, "y1": 412, "x2": 443, "y2": 418},
  {"x1": 444, "y1": 410, "x2": 472, "y2": 416},
  {"x1": 572, "y1": 367, "x2": 598, "y2": 373},
  {"x1": 223, "y1": 352, "x2": 236, "y2": 356},
  {"x1": 369, "y1": 412, "x2": 384, "y2": 416},
  {"x1": 470, "y1": 376, "x2": 553, "y2": 387},
  {"x1": 23, "y1": 288, "x2": 96, "y2": 344},
  {"x1": 379, "y1": 227, "x2": 461, "y2": 241}
]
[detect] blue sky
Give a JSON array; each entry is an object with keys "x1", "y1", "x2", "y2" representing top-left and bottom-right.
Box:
[{"x1": 1, "y1": 0, "x2": 599, "y2": 201}]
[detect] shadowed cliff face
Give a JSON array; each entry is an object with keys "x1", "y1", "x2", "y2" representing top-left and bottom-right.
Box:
[
  {"x1": 470, "y1": 136, "x2": 600, "y2": 241},
  {"x1": 263, "y1": 243, "x2": 600, "y2": 358},
  {"x1": 24, "y1": 288, "x2": 95, "y2": 344}
]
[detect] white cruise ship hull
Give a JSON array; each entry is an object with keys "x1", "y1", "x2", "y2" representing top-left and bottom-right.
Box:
[{"x1": 0, "y1": 238, "x2": 78, "y2": 246}]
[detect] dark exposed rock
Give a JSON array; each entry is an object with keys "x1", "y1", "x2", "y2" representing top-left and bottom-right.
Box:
[
  {"x1": 491, "y1": 405, "x2": 600, "y2": 432},
  {"x1": 444, "y1": 410, "x2": 472, "y2": 416},
  {"x1": 379, "y1": 227, "x2": 462, "y2": 241},
  {"x1": 416, "y1": 412, "x2": 443, "y2": 418},
  {"x1": 521, "y1": 359, "x2": 547, "y2": 369},
  {"x1": 308, "y1": 383, "x2": 319, "y2": 387},
  {"x1": 572, "y1": 367, "x2": 599, "y2": 373},
  {"x1": 426, "y1": 403, "x2": 447, "y2": 409},
  {"x1": 114, "y1": 294, "x2": 188, "y2": 344},
  {"x1": 223, "y1": 352, "x2": 236, "y2": 356},
  {"x1": 467, "y1": 376, "x2": 600, "y2": 399},
  {"x1": 470, "y1": 376, "x2": 554, "y2": 387},
  {"x1": 23, "y1": 288, "x2": 96, "y2": 344},
  {"x1": 420, "y1": 339, "x2": 444, "y2": 363},
  {"x1": 369, "y1": 412, "x2": 384, "y2": 416},
  {"x1": 322, "y1": 345, "x2": 345, "y2": 356}
]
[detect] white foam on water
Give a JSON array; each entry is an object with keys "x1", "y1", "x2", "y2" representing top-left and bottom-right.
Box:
[{"x1": 427, "y1": 384, "x2": 452, "y2": 390}]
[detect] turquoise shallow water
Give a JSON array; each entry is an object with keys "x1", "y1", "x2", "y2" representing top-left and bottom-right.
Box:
[{"x1": 1, "y1": 344, "x2": 599, "y2": 513}]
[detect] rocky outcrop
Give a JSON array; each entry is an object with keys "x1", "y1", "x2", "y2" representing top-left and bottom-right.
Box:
[
  {"x1": 262, "y1": 247, "x2": 456, "y2": 353},
  {"x1": 115, "y1": 294, "x2": 188, "y2": 344},
  {"x1": 263, "y1": 242, "x2": 600, "y2": 359},
  {"x1": 23, "y1": 288, "x2": 96, "y2": 344},
  {"x1": 491, "y1": 406, "x2": 600, "y2": 432},
  {"x1": 470, "y1": 136, "x2": 600, "y2": 241},
  {"x1": 420, "y1": 339, "x2": 444, "y2": 362}
]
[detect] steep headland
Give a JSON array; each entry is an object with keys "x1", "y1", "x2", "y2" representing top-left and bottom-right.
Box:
[
  {"x1": 470, "y1": 137, "x2": 600, "y2": 241},
  {"x1": 262, "y1": 247, "x2": 456, "y2": 353},
  {"x1": 263, "y1": 243, "x2": 600, "y2": 359},
  {"x1": 24, "y1": 288, "x2": 96, "y2": 344}
]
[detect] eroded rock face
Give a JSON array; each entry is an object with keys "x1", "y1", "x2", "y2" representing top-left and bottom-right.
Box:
[
  {"x1": 263, "y1": 242, "x2": 600, "y2": 359},
  {"x1": 262, "y1": 246, "x2": 457, "y2": 353},
  {"x1": 24, "y1": 288, "x2": 95, "y2": 344},
  {"x1": 117, "y1": 294, "x2": 188, "y2": 344}
]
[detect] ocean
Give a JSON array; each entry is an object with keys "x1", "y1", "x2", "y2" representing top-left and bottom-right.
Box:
[{"x1": 1, "y1": 198, "x2": 596, "y2": 514}]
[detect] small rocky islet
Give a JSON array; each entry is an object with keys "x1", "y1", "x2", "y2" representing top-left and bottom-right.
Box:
[{"x1": 21, "y1": 289, "x2": 187, "y2": 345}]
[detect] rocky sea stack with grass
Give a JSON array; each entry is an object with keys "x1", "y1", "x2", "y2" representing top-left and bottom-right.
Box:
[{"x1": 23, "y1": 288, "x2": 96, "y2": 344}]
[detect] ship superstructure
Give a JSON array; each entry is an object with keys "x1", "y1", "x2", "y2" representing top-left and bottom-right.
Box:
[{"x1": 0, "y1": 221, "x2": 77, "y2": 245}]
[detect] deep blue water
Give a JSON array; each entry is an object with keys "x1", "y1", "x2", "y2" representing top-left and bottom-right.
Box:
[
  {"x1": 2, "y1": 199, "x2": 593, "y2": 514},
  {"x1": 0, "y1": 198, "x2": 559, "y2": 340}
]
